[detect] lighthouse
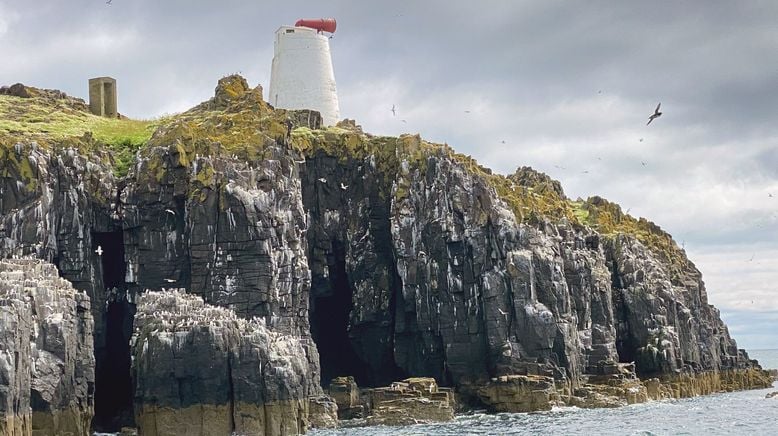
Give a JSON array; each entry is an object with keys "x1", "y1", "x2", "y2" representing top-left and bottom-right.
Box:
[{"x1": 268, "y1": 18, "x2": 341, "y2": 126}]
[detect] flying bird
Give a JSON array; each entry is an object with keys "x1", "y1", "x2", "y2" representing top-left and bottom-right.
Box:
[
  {"x1": 639, "y1": 138, "x2": 644, "y2": 142},
  {"x1": 340, "y1": 183, "x2": 348, "y2": 190},
  {"x1": 95, "y1": 246, "x2": 104, "y2": 256},
  {"x1": 391, "y1": 105, "x2": 396, "y2": 116},
  {"x1": 106, "y1": 0, "x2": 112, "y2": 4},
  {"x1": 641, "y1": 161, "x2": 647, "y2": 166},
  {"x1": 646, "y1": 103, "x2": 662, "y2": 125},
  {"x1": 769, "y1": 193, "x2": 774, "y2": 198},
  {"x1": 317, "y1": 177, "x2": 327, "y2": 183}
]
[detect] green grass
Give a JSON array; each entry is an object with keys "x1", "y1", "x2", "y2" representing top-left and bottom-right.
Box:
[
  {"x1": 0, "y1": 94, "x2": 165, "y2": 176},
  {"x1": 0, "y1": 81, "x2": 691, "y2": 279},
  {"x1": 570, "y1": 196, "x2": 690, "y2": 279}
]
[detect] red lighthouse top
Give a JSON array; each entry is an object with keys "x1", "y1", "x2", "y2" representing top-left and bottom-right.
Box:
[{"x1": 295, "y1": 18, "x2": 337, "y2": 33}]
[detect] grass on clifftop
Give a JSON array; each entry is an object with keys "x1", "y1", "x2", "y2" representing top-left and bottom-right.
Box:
[
  {"x1": 571, "y1": 197, "x2": 690, "y2": 278},
  {"x1": 0, "y1": 93, "x2": 164, "y2": 176},
  {"x1": 0, "y1": 78, "x2": 690, "y2": 277}
]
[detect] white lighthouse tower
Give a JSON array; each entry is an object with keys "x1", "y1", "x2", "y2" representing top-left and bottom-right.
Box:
[{"x1": 268, "y1": 18, "x2": 340, "y2": 126}]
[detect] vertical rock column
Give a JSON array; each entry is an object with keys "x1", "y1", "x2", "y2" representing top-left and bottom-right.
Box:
[
  {"x1": 132, "y1": 290, "x2": 326, "y2": 436},
  {"x1": 0, "y1": 259, "x2": 95, "y2": 436}
]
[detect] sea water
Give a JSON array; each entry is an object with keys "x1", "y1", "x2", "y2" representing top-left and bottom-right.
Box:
[{"x1": 311, "y1": 349, "x2": 778, "y2": 436}]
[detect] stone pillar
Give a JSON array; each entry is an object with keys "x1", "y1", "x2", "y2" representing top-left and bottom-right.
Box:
[{"x1": 89, "y1": 77, "x2": 117, "y2": 117}]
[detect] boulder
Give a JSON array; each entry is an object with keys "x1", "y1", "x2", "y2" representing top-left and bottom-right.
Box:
[
  {"x1": 476, "y1": 375, "x2": 559, "y2": 413},
  {"x1": 362, "y1": 377, "x2": 454, "y2": 426},
  {"x1": 308, "y1": 396, "x2": 338, "y2": 429},
  {"x1": 366, "y1": 397, "x2": 454, "y2": 426}
]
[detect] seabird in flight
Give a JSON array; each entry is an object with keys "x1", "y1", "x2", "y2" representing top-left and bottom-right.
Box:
[{"x1": 646, "y1": 103, "x2": 662, "y2": 125}]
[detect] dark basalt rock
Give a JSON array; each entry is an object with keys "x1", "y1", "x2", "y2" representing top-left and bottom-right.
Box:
[
  {"x1": 0, "y1": 77, "x2": 769, "y2": 433},
  {"x1": 132, "y1": 290, "x2": 322, "y2": 436},
  {"x1": 302, "y1": 145, "x2": 765, "y2": 402}
]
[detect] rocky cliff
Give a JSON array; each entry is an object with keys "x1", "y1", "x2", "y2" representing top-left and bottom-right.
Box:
[
  {"x1": 0, "y1": 76, "x2": 770, "y2": 434},
  {"x1": 0, "y1": 259, "x2": 94, "y2": 436},
  {"x1": 132, "y1": 290, "x2": 322, "y2": 436}
]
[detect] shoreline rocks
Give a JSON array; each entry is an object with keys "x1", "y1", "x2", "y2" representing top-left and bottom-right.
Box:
[
  {"x1": 132, "y1": 290, "x2": 324, "y2": 436},
  {"x1": 328, "y1": 377, "x2": 456, "y2": 427}
]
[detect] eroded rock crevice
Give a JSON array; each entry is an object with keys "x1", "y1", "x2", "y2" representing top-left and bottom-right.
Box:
[
  {"x1": 92, "y1": 230, "x2": 135, "y2": 431},
  {"x1": 302, "y1": 152, "x2": 407, "y2": 388},
  {"x1": 310, "y1": 239, "x2": 367, "y2": 386}
]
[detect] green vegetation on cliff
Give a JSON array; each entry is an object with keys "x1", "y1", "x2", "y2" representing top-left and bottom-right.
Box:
[
  {"x1": 571, "y1": 196, "x2": 691, "y2": 278},
  {"x1": 0, "y1": 76, "x2": 689, "y2": 275},
  {"x1": 0, "y1": 87, "x2": 163, "y2": 176}
]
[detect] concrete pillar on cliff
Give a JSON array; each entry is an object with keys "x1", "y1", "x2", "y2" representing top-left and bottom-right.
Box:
[
  {"x1": 268, "y1": 19, "x2": 340, "y2": 126},
  {"x1": 89, "y1": 77, "x2": 118, "y2": 117}
]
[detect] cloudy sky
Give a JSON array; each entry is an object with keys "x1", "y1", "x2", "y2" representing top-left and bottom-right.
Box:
[{"x1": 1, "y1": 1, "x2": 776, "y2": 349}]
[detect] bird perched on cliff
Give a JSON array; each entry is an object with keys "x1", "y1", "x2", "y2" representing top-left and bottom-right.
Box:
[
  {"x1": 318, "y1": 177, "x2": 327, "y2": 183},
  {"x1": 647, "y1": 103, "x2": 662, "y2": 125}
]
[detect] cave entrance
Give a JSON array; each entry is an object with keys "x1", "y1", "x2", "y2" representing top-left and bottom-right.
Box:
[
  {"x1": 310, "y1": 240, "x2": 369, "y2": 386},
  {"x1": 91, "y1": 230, "x2": 135, "y2": 431}
]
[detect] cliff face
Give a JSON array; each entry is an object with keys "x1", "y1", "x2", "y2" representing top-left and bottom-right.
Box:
[
  {"x1": 300, "y1": 135, "x2": 756, "y2": 390},
  {"x1": 0, "y1": 77, "x2": 769, "y2": 433},
  {"x1": 0, "y1": 259, "x2": 94, "y2": 436},
  {"x1": 132, "y1": 290, "x2": 320, "y2": 436}
]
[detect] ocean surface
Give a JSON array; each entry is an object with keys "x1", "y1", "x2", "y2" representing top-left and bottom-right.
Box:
[{"x1": 311, "y1": 349, "x2": 778, "y2": 436}]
